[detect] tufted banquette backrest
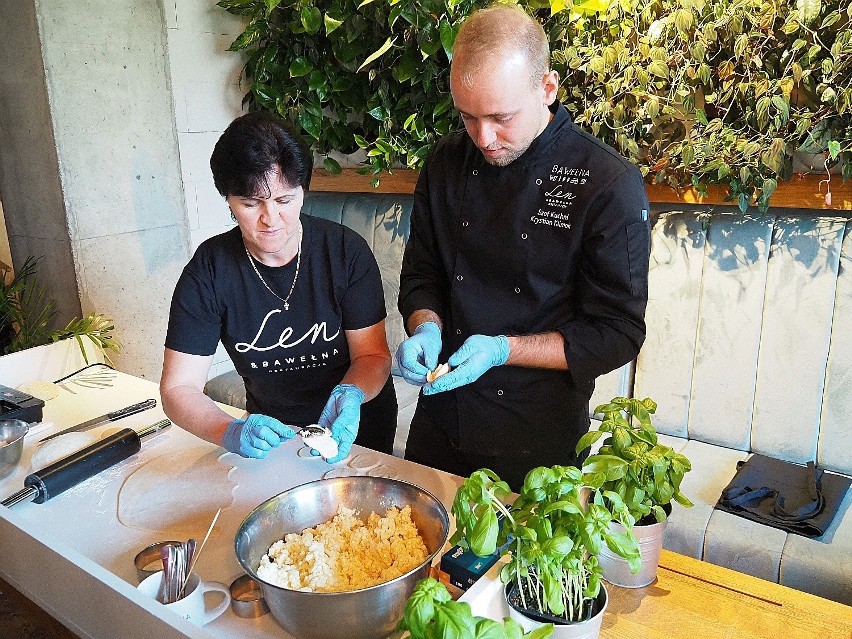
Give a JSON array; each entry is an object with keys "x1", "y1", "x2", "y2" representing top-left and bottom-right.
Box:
[{"x1": 634, "y1": 211, "x2": 852, "y2": 475}]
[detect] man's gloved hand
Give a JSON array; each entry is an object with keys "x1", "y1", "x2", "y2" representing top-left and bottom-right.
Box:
[
  {"x1": 395, "y1": 321, "x2": 442, "y2": 386},
  {"x1": 317, "y1": 383, "x2": 365, "y2": 463},
  {"x1": 424, "y1": 334, "x2": 509, "y2": 395},
  {"x1": 222, "y1": 414, "x2": 296, "y2": 459}
]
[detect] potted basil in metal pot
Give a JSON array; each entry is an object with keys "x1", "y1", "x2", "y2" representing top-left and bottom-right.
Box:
[{"x1": 577, "y1": 397, "x2": 693, "y2": 588}]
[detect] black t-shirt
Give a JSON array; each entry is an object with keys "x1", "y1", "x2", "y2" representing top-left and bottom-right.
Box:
[{"x1": 166, "y1": 215, "x2": 387, "y2": 426}]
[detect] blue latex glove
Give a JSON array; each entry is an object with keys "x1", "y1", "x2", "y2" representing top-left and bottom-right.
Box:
[
  {"x1": 222, "y1": 413, "x2": 296, "y2": 459},
  {"x1": 395, "y1": 321, "x2": 442, "y2": 386},
  {"x1": 424, "y1": 334, "x2": 509, "y2": 395},
  {"x1": 317, "y1": 383, "x2": 365, "y2": 463}
]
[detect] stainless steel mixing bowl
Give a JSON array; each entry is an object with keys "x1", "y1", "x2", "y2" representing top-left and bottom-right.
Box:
[
  {"x1": 0, "y1": 419, "x2": 29, "y2": 480},
  {"x1": 234, "y1": 476, "x2": 449, "y2": 639}
]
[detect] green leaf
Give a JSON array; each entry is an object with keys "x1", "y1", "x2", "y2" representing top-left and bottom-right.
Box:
[
  {"x1": 432, "y1": 600, "x2": 477, "y2": 639},
  {"x1": 737, "y1": 191, "x2": 750, "y2": 213},
  {"x1": 439, "y1": 18, "x2": 456, "y2": 58},
  {"x1": 470, "y1": 507, "x2": 499, "y2": 556},
  {"x1": 289, "y1": 57, "x2": 313, "y2": 78},
  {"x1": 523, "y1": 625, "x2": 555, "y2": 639},
  {"x1": 575, "y1": 429, "x2": 605, "y2": 454},
  {"x1": 674, "y1": 8, "x2": 693, "y2": 32},
  {"x1": 542, "y1": 535, "x2": 574, "y2": 559},
  {"x1": 797, "y1": 0, "x2": 822, "y2": 25},
  {"x1": 300, "y1": 6, "x2": 322, "y2": 34},
  {"x1": 605, "y1": 530, "x2": 641, "y2": 571},
  {"x1": 324, "y1": 14, "x2": 344, "y2": 35},
  {"x1": 263, "y1": 0, "x2": 282, "y2": 14},
  {"x1": 648, "y1": 60, "x2": 669, "y2": 79},
  {"x1": 582, "y1": 454, "x2": 628, "y2": 479},
  {"x1": 828, "y1": 140, "x2": 841, "y2": 160},
  {"x1": 228, "y1": 19, "x2": 266, "y2": 51},
  {"x1": 433, "y1": 95, "x2": 454, "y2": 119},
  {"x1": 322, "y1": 157, "x2": 342, "y2": 174},
  {"x1": 771, "y1": 95, "x2": 789, "y2": 124},
  {"x1": 474, "y1": 617, "x2": 509, "y2": 639},
  {"x1": 367, "y1": 106, "x2": 387, "y2": 121},
  {"x1": 298, "y1": 111, "x2": 322, "y2": 141},
  {"x1": 395, "y1": 51, "x2": 419, "y2": 84},
  {"x1": 357, "y1": 37, "x2": 396, "y2": 72}
]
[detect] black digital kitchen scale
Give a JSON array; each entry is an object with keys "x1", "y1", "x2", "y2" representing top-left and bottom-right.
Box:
[{"x1": 0, "y1": 383, "x2": 45, "y2": 423}]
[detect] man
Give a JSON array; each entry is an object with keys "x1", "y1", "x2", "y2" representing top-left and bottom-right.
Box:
[{"x1": 396, "y1": 3, "x2": 650, "y2": 489}]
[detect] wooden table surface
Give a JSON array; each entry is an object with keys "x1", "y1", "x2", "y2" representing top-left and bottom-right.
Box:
[{"x1": 603, "y1": 549, "x2": 852, "y2": 638}]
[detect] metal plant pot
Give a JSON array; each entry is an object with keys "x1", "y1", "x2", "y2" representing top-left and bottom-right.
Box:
[
  {"x1": 599, "y1": 518, "x2": 667, "y2": 588},
  {"x1": 505, "y1": 582, "x2": 608, "y2": 639}
]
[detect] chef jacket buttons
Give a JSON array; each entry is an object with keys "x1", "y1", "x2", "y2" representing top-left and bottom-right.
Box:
[
  {"x1": 497, "y1": 390, "x2": 504, "y2": 396},
  {"x1": 457, "y1": 275, "x2": 463, "y2": 281},
  {"x1": 515, "y1": 287, "x2": 521, "y2": 294},
  {"x1": 521, "y1": 233, "x2": 528, "y2": 240},
  {"x1": 456, "y1": 329, "x2": 462, "y2": 334},
  {"x1": 462, "y1": 221, "x2": 469, "y2": 227},
  {"x1": 472, "y1": 169, "x2": 478, "y2": 175}
]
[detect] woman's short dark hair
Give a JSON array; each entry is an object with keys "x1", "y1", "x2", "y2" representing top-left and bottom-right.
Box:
[{"x1": 210, "y1": 111, "x2": 313, "y2": 197}]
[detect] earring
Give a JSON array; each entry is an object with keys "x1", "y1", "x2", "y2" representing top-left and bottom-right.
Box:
[{"x1": 229, "y1": 208, "x2": 237, "y2": 223}]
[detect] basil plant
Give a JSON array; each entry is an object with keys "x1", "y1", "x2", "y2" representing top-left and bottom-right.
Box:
[
  {"x1": 450, "y1": 465, "x2": 640, "y2": 623},
  {"x1": 577, "y1": 397, "x2": 693, "y2": 525}
]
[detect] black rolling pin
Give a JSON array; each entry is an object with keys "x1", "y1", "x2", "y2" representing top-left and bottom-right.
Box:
[{"x1": 1, "y1": 419, "x2": 171, "y2": 508}]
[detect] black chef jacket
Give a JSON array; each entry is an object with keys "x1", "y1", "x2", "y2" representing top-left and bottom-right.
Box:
[{"x1": 398, "y1": 101, "x2": 650, "y2": 459}]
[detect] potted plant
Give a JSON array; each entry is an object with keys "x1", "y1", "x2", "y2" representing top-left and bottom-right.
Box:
[
  {"x1": 576, "y1": 397, "x2": 693, "y2": 587},
  {"x1": 449, "y1": 465, "x2": 640, "y2": 638},
  {"x1": 1, "y1": 256, "x2": 120, "y2": 363},
  {"x1": 398, "y1": 577, "x2": 553, "y2": 639}
]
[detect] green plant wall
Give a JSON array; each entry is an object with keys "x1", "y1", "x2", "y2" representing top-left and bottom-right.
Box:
[{"x1": 219, "y1": 0, "x2": 851, "y2": 211}]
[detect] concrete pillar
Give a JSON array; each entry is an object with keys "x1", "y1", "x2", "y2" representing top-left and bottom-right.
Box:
[{"x1": 0, "y1": 0, "x2": 190, "y2": 380}]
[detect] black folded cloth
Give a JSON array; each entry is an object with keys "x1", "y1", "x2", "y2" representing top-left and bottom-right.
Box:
[{"x1": 716, "y1": 453, "x2": 852, "y2": 538}]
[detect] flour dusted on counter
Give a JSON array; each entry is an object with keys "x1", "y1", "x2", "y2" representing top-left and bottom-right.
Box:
[{"x1": 257, "y1": 504, "x2": 428, "y2": 592}]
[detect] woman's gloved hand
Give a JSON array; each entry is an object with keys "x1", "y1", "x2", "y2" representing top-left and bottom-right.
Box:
[
  {"x1": 222, "y1": 414, "x2": 296, "y2": 458},
  {"x1": 424, "y1": 334, "x2": 509, "y2": 395},
  {"x1": 318, "y1": 384, "x2": 365, "y2": 463},
  {"x1": 395, "y1": 321, "x2": 442, "y2": 386}
]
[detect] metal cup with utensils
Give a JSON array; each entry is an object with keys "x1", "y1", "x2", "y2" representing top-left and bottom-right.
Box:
[{"x1": 133, "y1": 541, "x2": 182, "y2": 582}]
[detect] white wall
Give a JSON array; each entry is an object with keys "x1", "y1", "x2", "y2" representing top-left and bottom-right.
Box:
[{"x1": 163, "y1": 0, "x2": 248, "y2": 378}]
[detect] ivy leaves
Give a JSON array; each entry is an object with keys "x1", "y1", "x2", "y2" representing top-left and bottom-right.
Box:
[
  {"x1": 219, "y1": 0, "x2": 851, "y2": 207},
  {"x1": 554, "y1": 0, "x2": 851, "y2": 212},
  {"x1": 218, "y1": 0, "x2": 482, "y2": 178}
]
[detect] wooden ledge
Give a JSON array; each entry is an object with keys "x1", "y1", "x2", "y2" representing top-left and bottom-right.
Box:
[{"x1": 311, "y1": 168, "x2": 851, "y2": 211}]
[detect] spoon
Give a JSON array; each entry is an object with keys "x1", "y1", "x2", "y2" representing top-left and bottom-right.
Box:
[{"x1": 160, "y1": 544, "x2": 175, "y2": 604}]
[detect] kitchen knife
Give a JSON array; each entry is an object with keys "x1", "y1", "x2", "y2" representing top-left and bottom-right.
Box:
[{"x1": 37, "y1": 398, "x2": 157, "y2": 443}]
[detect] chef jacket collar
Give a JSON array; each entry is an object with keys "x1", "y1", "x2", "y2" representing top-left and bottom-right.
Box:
[{"x1": 469, "y1": 100, "x2": 574, "y2": 171}]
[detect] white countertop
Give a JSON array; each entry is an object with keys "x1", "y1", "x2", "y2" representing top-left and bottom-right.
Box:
[{"x1": 0, "y1": 369, "x2": 462, "y2": 639}]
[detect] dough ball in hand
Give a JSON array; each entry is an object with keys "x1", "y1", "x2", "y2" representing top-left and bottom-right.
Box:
[{"x1": 426, "y1": 363, "x2": 451, "y2": 383}]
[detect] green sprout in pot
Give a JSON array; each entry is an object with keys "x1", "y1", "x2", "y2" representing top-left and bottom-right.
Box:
[
  {"x1": 398, "y1": 577, "x2": 553, "y2": 639},
  {"x1": 577, "y1": 397, "x2": 693, "y2": 526},
  {"x1": 450, "y1": 466, "x2": 640, "y2": 625}
]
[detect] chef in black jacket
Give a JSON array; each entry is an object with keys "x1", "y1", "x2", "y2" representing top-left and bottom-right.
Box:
[{"x1": 396, "y1": 3, "x2": 650, "y2": 490}]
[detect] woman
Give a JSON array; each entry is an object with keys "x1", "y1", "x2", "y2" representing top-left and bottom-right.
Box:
[{"x1": 160, "y1": 112, "x2": 397, "y2": 463}]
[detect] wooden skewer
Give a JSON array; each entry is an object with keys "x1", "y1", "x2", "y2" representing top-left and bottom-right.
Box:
[{"x1": 177, "y1": 508, "x2": 221, "y2": 599}]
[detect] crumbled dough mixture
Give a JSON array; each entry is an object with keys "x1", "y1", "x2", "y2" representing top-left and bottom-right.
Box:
[{"x1": 257, "y1": 504, "x2": 428, "y2": 592}]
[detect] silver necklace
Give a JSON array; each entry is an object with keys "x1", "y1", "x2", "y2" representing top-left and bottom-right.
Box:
[{"x1": 244, "y1": 230, "x2": 302, "y2": 311}]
